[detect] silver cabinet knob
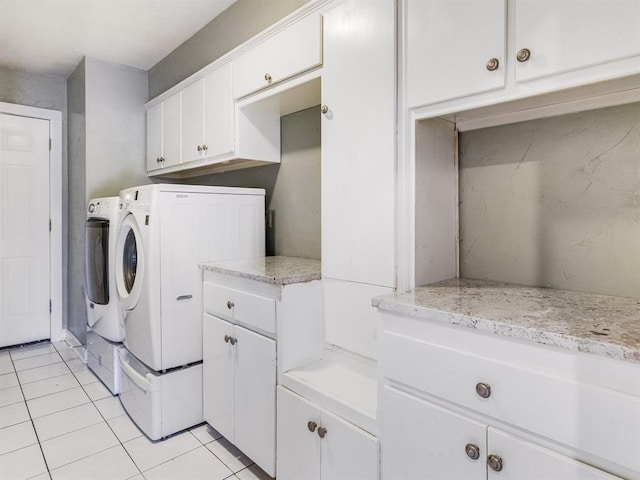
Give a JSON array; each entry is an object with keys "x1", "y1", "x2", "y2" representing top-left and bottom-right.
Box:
[
  {"x1": 202, "y1": 144, "x2": 208, "y2": 152},
  {"x1": 156, "y1": 157, "x2": 161, "y2": 163},
  {"x1": 224, "y1": 334, "x2": 232, "y2": 343},
  {"x1": 465, "y1": 443, "x2": 481, "y2": 460},
  {"x1": 224, "y1": 335, "x2": 237, "y2": 345},
  {"x1": 317, "y1": 426, "x2": 327, "y2": 438},
  {"x1": 486, "y1": 58, "x2": 499, "y2": 71},
  {"x1": 475, "y1": 382, "x2": 491, "y2": 399},
  {"x1": 227, "y1": 301, "x2": 234, "y2": 310},
  {"x1": 264, "y1": 73, "x2": 272, "y2": 82},
  {"x1": 307, "y1": 421, "x2": 317, "y2": 432},
  {"x1": 516, "y1": 48, "x2": 531, "y2": 62},
  {"x1": 321, "y1": 105, "x2": 329, "y2": 114},
  {"x1": 487, "y1": 454, "x2": 503, "y2": 472},
  {"x1": 197, "y1": 145, "x2": 202, "y2": 152}
]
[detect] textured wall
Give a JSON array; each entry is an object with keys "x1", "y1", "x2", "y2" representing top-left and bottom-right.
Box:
[
  {"x1": 85, "y1": 58, "x2": 150, "y2": 198},
  {"x1": 67, "y1": 58, "x2": 149, "y2": 344},
  {"x1": 459, "y1": 102, "x2": 640, "y2": 298},
  {"x1": 0, "y1": 66, "x2": 70, "y2": 335},
  {"x1": 67, "y1": 60, "x2": 87, "y2": 342},
  {"x1": 148, "y1": 0, "x2": 311, "y2": 99}
]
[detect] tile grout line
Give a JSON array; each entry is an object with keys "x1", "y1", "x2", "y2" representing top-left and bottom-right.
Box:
[{"x1": 10, "y1": 344, "x2": 56, "y2": 479}]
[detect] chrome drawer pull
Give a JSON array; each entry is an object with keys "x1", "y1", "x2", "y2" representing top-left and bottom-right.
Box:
[{"x1": 176, "y1": 295, "x2": 192, "y2": 301}]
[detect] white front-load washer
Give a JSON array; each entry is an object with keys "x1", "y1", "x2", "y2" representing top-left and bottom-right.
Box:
[
  {"x1": 84, "y1": 196, "x2": 125, "y2": 394},
  {"x1": 115, "y1": 183, "x2": 265, "y2": 439}
]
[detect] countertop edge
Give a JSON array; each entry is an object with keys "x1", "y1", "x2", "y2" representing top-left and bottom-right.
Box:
[{"x1": 374, "y1": 296, "x2": 640, "y2": 365}]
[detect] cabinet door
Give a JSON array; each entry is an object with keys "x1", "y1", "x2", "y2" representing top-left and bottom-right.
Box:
[
  {"x1": 320, "y1": 408, "x2": 379, "y2": 480},
  {"x1": 487, "y1": 428, "x2": 621, "y2": 479},
  {"x1": 234, "y1": 325, "x2": 276, "y2": 477},
  {"x1": 406, "y1": 0, "x2": 506, "y2": 107},
  {"x1": 515, "y1": 0, "x2": 640, "y2": 83},
  {"x1": 277, "y1": 387, "x2": 321, "y2": 480},
  {"x1": 181, "y1": 79, "x2": 205, "y2": 164},
  {"x1": 203, "y1": 63, "x2": 234, "y2": 159},
  {"x1": 146, "y1": 103, "x2": 163, "y2": 172},
  {"x1": 321, "y1": 0, "x2": 396, "y2": 288},
  {"x1": 382, "y1": 386, "x2": 487, "y2": 480},
  {"x1": 232, "y1": 13, "x2": 322, "y2": 99},
  {"x1": 162, "y1": 93, "x2": 181, "y2": 168},
  {"x1": 202, "y1": 314, "x2": 234, "y2": 441}
]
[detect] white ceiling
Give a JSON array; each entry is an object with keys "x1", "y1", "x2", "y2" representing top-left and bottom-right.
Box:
[{"x1": 0, "y1": 0, "x2": 236, "y2": 77}]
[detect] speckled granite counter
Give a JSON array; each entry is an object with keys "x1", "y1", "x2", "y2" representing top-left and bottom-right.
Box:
[
  {"x1": 200, "y1": 256, "x2": 321, "y2": 286},
  {"x1": 373, "y1": 278, "x2": 640, "y2": 364}
]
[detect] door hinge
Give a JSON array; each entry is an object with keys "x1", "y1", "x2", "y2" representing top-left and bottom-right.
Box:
[
  {"x1": 49, "y1": 299, "x2": 52, "y2": 313},
  {"x1": 49, "y1": 138, "x2": 52, "y2": 151},
  {"x1": 49, "y1": 219, "x2": 52, "y2": 232}
]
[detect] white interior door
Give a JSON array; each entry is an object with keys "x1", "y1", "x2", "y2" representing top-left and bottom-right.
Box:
[{"x1": 0, "y1": 113, "x2": 50, "y2": 347}]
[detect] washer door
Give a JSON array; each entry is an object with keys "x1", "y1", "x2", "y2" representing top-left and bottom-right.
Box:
[
  {"x1": 116, "y1": 213, "x2": 144, "y2": 311},
  {"x1": 85, "y1": 218, "x2": 109, "y2": 306}
]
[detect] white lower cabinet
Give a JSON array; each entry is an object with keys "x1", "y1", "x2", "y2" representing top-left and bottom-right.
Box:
[
  {"x1": 203, "y1": 313, "x2": 276, "y2": 476},
  {"x1": 277, "y1": 386, "x2": 379, "y2": 480},
  {"x1": 383, "y1": 386, "x2": 620, "y2": 480}
]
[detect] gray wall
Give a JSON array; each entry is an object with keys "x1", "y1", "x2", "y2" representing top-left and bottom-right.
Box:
[
  {"x1": 148, "y1": 0, "x2": 320, "y2": 260},
  {"x1": 67, "y1": 61, "x2": 87, "y2": 342},
  {"x1": 458, "y1": 102, "x2": 640, "y2": 298},
  {"x1": 149, "y1": 0, "x2": 311, "y2": 99},
  {"x1": 67, "y1": 58, "x2": 149, "y2": 343},
  {"x1": 85, "y1": 58, "x2": 150, "y2": 197},
  {"x1": 0, "y1": 65, "x2": 69, "y2": 334}
]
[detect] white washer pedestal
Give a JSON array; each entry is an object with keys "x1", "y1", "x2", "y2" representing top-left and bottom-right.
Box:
[
  {"x1": 86, "y1": 329, "x2": 122, "y2": 395},
  {"x1": 118, "y1": 348, "x2": 203, "y2": 441}
]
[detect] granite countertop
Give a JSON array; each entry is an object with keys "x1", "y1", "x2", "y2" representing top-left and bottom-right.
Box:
[
  {"x1": 373, "y1": 278, "x2": 640, "y2": 364},
  {"x1": 200, "y1": 256, "x2": 321, "y2": 286}
]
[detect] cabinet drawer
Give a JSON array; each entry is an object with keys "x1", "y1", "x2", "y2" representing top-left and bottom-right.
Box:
[
  {"x1": 203, "y1": 282, "x2": 276, "y2": 334},
  {"x1": 232, "y1": 13, "x2": 322, "y2": 99},
  {"x1": 381, "y1": 330, "x2": 640, "y2": 473}
]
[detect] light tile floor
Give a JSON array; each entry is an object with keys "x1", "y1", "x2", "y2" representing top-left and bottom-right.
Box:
[{"x1": 0, "y1": 340, "x2": 272, "y2": 480}]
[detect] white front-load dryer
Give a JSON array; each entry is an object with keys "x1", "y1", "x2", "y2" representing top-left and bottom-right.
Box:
[
  {"x1": 84, "y1": 196, "x2": 125, "y2": 395},
  {"x1": 115, "y1": 184, "x2": 265, "y2": 440}
]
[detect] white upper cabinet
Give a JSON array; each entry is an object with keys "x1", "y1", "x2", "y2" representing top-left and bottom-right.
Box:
[
  {"x1": 406, "y1": 0, "x2": 506, "y2": 108},
  {"x1": 147, "y1": 93, "x2": 181, "y2": 171},
  {"x1": 321, "y1": 0, "x2": 396, "y2": 288},
  {"x1": 232, "y1": 13, "x2": 323, "y2": 99},
  {"x1": 514, "y1": 0, "x2": 640, "y2": 82},
  {"x1": 406, "y1": 0, "x2": 640, "y2": 111},
  {"x1": 181, "y1": 79, "x2": 205, "y2": 164},
  {"x1": 146, "y1": 102, "x2": 163, "y2": 172},
  {"x1": 181, "y1": 63, "x2": 234, "y2": 164}
]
